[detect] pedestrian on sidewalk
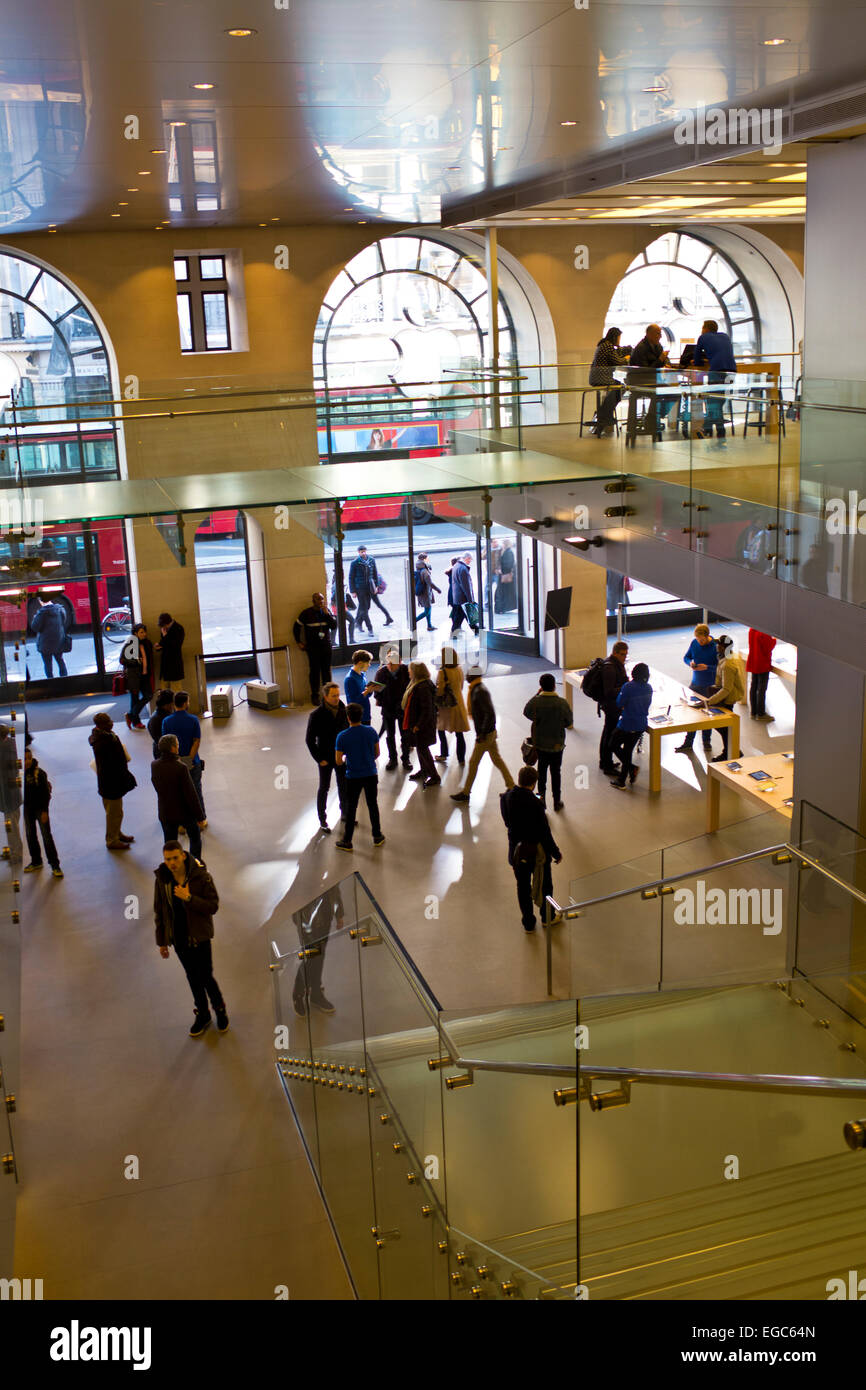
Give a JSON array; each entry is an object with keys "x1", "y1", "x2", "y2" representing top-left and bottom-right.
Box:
[
  {"x1": 23, "y1": 747, "x2": 63, "y2": 877},
  {"x1": 88, "y1": 712, "x2": 137, "y2": 850},
  {"x1": 155, "y1": 840, "x2": 228, "y2": 1038}
]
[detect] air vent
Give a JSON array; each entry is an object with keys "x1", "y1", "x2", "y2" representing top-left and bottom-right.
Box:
[{"x1": 792, "y1": 89, "x2": 866, "y2": 138}]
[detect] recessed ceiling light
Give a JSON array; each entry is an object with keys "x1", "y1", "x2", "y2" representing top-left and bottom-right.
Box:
[
  {"x1": 357, "y1": 220, "x2": 367, "y2": 224},
  {"x1": 270, "y1": 217, "x2": 279, "y2": 222},
  {"x1": 191, "y1": 83, "x2": 216, "y2": 91},
  {"x1": 169, "y1": 121, "x2": 187, "y2": 128},
  {"x1": 560, "y1": 120, "x2": 577, "y2": 127},
  {"x1": 118, "y1": 201, "x2": 129, "y2": 206},
  {"x1": 150, "y1": 148, "x2": 167, "y2": 155},
  {"x1": 643, "y1": 85, "x2": 665, "y2": 93},
  {"x1": 138, "y1": 170, "x2": 151, "y2": 176},
  {"x1": 155, "y1": 226, "x2": 164, "y2": 231},
  {"x1": 763, "y1": 37, "x2": 790, "y2": 45},
  {"x1": 110, "y1": 212, "x2": 121, "y2": 218},
  {"x1": 225, "y1": 27, "x2": 257, "y2": 37}
]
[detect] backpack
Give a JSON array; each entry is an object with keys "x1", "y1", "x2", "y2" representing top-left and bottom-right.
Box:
[
  {"x1": 414, "y1": 570, "x2": 426, "y2": 598},
  {"x1": 581, "y1": 657, "x2": 607, "y2": 704}
]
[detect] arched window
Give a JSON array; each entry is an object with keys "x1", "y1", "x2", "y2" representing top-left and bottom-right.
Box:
[
  {"x1": 605, "y1": 231, "x2": 760, "y2": 361},
  {"x1": 0, "y1": 250, "x2": 120, "y2": 483},
  {"x1": 314, "y1": 235, "x2": 516, "y2": 458}
]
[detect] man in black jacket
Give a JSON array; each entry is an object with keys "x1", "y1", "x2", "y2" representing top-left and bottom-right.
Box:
[
  {"x1": 23, "y1": 747, "x2": 63, "y2": 877},
  {"x1": 373, "y1": 648, "x2": 412, "y2": 771},
  {"x1": 155, "y1": 612, "x2": 185, "y2": 689},
  {"x1": 599, "y1": 641, "x2": 629, "y2": 774},
  {"x1": 305, "y1": 682, "x2": 349, "y2": 831},
  {"x1": 626, "y1": 324, "x2": 670, "y2": 437},
  {"x1": 293, "y1": 592, "x2": 338, "y2": 704},
  {"x1": 348, "y1": 545, "x2": 393, "y2": 633},
  {"x1": 88, "y1": 712, "x2": 136, "y2": 850},
  {"x1": 151, "y1": 734, "x2": 206, "y2": 861},
  {"x1": 451, "y1": 668, "x2": 514, "y2": 802},
  {"x1": 500, "y1": 766, "x2": 562, "y2": 931},
  {"x1": 155, "y1": 840, "x2": 227, "y2": 1037}
]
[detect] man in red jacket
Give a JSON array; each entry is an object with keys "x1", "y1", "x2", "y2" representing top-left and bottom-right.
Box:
[{"x1": 746, "y1": 629, "x2": 776, "y2": 719}]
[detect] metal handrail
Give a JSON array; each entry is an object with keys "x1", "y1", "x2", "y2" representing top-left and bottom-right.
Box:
[
  {"x1": 453, "y1": 1056, "x2": 578, "y2": 1079},
  {"x1": 579, "y1": 1064, "x2": 866, "y2": 1098}
]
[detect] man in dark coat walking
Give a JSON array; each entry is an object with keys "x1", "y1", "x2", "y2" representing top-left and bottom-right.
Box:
[
  {"x1": 373, "y1": 648, "x2": 412, "y2": 771},
  {"x1": 500, "y1": 765, "x2": 562, "y2": 930},
  {"x1": 449, "y1": 553, "x2": 478, "y2": 634},
  {"x1": 155, "y1": 612, "x2": 185, "y2": 689},
  {"x1": 348, "y1": 545, "x2": 393, "y2": 633},
  {"x1": 293, "y1": 592, "x2": 338, "y2": 704},
  {"x1": 151, "y1": 733, "x2": 206, "y2": 861},
  {"x1": 155, "y1": 840, "x2": 227, "y2": 1037},
  {"x1": 88, "y1": 712, "x2": 136, "y2": 849},
  {"x1": 31, "y1": 596, "x2": 69, "y2": 678}
]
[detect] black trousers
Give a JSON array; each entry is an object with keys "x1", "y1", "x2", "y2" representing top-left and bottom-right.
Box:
[
  {"x1": 306, "y1": 646, "x2": 332, "y2": 703},
  {"x1": 317, "y1": 762, "x2": 346, "y2": 823},
  {"x1": 610, "y1": 729, "x2": 641, "y2": 783},
  {"x1": 343, "y1": 775, "x2": 381, "y2": 843},
  {"x1": 24, "y1": 810, "x2": 60, "y2": 868},
  {"x1": 173, "y1": 939, "x2": 224, "y2": 1017},
  {"x1": 599, "y1": 705, "x2": 620, "y2": 770},
  {"x1": 293, "y1": 930, "x2": 329, "y2": 1006},
  {"x1": 415, "y1": 741, "x2": 437, "y2": 781},
  {"x1": 128, "y1": 679, "x2": 152, "y2": 725},
  {"x1": 596, "y1": 386, "x2": 622, "y2": 430},
  {"x1": 537, "y1": 749, "x2": 563, "y2": 802},
  {"x1": 369, "y1": 591, "x2": 393, "y2": 623},
  {"x1": 438, "y1": 730, "x2": 466, "y2": 761},
  {"x1": 513, "y1": 856, "x2": 553, "y2": 929},
  {"x1": 382, "y1": 714, "x2": 412, "y2": 765},
  {"x1": 160, "y1": 817, "x2": 202, "y2": 862},
  {"x1": 354, "y1": 593, "x2": 374, "y2": 632},
  {"x1": 750, "y1": 670, "x2": 769, "y2": 716}
]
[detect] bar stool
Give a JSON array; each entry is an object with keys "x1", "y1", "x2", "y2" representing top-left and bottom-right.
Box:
[
  {"x1": 624, "y1": 390, "x2": 661, "y2": 447},
  {"x1": 743, "y1": 385, "x2": 786, "y2": 437}
]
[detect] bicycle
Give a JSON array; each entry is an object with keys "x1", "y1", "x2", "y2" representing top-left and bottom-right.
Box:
[{"x1": 101, "y1": 597, "x2": 132, "y2": 643}]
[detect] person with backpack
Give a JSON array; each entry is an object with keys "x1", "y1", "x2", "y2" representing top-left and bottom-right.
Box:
[
  {"x1": 695, "y1": 635, "x2": 746, "y2": 762},
  {"x1": 414, "y1": 553, "x2": 440, "y2": 632},
  {"x1": 500, "y1": 765, "x2": 562, "y2": 931},
  {"x1": 523, "y1": 673, "x2": 573, "y2": 810},
  {"x1": 609, "y1": 663, "x2": 653, "y2": 789},
  {"x1": 584, "y1": 641, "x2": 628, "y2": 774},
  {"x1": 23, "y1": 747, "x2": 63, "y2": 877}
]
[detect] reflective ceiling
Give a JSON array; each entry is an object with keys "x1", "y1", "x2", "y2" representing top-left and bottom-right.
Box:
[{"x1": 1, "y1": 0, "x2": 865, "y2": 232}]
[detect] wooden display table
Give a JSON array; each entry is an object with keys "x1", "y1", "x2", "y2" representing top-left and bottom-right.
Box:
[
  {"x1": 565, "y1": 666, "x2": 740, "y2": 794},
  {"x1": 706, "y1": 751, "x2": 795, "y2": 833}
]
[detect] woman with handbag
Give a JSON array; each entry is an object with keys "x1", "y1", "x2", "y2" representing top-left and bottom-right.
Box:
[
  {"x1": 88, "y1": 712, "x2": 137, "y2": 850},
  {"x1": 433, "y1": 647, "x2": 470, "y2": 764},
  {"x1": 401, "y1": 662, "x2": 440, "y2": 788},
  {"x1": 120, "y1": 623, "x2": 155, "y2": 730}
]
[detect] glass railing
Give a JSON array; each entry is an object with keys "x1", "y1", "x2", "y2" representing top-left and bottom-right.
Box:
[
  {"x1": 274, "y1": 865, "x2": 866, "y2": 1301},
  {"x1": 577, "y1": 968, "x2": 866, "y2": 1300}
]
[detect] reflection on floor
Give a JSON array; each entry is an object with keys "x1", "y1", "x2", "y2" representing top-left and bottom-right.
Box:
[{"x1": 16, "y1": 625, "x2": 795, "y2": 1298}]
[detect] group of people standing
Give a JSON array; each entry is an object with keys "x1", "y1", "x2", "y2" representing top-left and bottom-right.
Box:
[
  {"x1": 588, "y1": 318, "x2": 737, "y2": 443},
  {"x1": 118, "y1": 613, "x2": 186, "y2": 727}
]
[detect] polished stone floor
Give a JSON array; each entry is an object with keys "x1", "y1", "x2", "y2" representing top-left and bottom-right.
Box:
[{"x1": 14, "y1": 627, "x2": 794, "y2": 1298}]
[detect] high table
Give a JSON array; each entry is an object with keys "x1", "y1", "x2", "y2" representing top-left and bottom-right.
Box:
[
  {"x1": 564, "y1": 666, "x2": 740, "y2": 793},
  {"x1": 706, "y1": 751, "x2": 795, "y2": 832}
]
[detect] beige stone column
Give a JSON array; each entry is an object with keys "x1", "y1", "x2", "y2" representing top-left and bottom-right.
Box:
[
  {"x1": 129, "y1": 517, "x2": 204, "y2": 712},
  {"x1": 243, "y1": 504, "x2": 328, "y2": 706},
  {"x1": 558, "y1": 549, "x2": 608, "y2": 674}
]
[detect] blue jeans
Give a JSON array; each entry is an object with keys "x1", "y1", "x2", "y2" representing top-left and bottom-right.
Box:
[
  {"x1": 704, "y1": 372, "x2": 727, "y2": 433},
  {"x1": 41, "y1": 651, "x2": 67, "y2": 678}
]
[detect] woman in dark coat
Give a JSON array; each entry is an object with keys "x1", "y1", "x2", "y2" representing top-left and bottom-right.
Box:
[
  {"x1": 120, "y1": 623, "x2": 156, "y2": 730},
  {"x1": 494, "y1": 542, "x2": 517, "y2": 614},
  {"x1": 401, "y1": 661, "x2": 440, "y2": 788},
  {"x1": 88, "y1": 712, "x2": 137, "y2": 849}
]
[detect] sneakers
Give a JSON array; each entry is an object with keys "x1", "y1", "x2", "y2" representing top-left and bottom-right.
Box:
[
  {"x1": 408, "y1": 771, "x2": 426, "y2": 781},
  {"x1": 423, "y1": 778, "x2": 441, "y2": 789},
  {"x1": 189, "y1": 1011, "x2": 211, "y2": 1038},
  {"x1": 336, "y1": 840, "x2": 353, "y2": 852},
  {"x1": 52, "y1": 867, "x2": 64, "y2": 878},
  {"x1": 124, "y1": 713, "x2": 133, "y2": 730},
  {"x1": 433, "y1": 755, "x2": 448, "y2": 763},
  {"x1": 132, "y1": 722, "x2": 146, "y2": 731},
  {"x1": 319, "y1": 821, "x2": 331, "y2": 833},
  {"x1": 401, "y1": 760, "x2": 412, "y2": 771},
  {"x1": 609, "y1": 778, "x2": 627, "y2": 790},
  {"x1": 385, "y1": 760, "x2": 398, "y2": 771},
  {"x1": 674, "y1": 744, "x2": 692, "y2": 754},
  {"x1": 24, "y1": 862, "x2": 42, "y2": 873},
  {"x1": 107, "y1": 841, "x2": 131, "y2": 851},
  {"x1": 373, "y1": 834, "x2": 386, "y2": 847},
  {"x1": 215, "y1": 1007, "x2": 229, "y2": 1033},
  {"x1": 554, "y1": 800, "x2": 564, "y2": 811},
  {"x1": 450, "y1": 791, "x2": 470, "y2": 802},
  {"x1": 310, "y1": 993, "x2": 336, "y2": 1015},
  {"x1": 118, "y1": 833, "x2": 135, "y2": 843}
]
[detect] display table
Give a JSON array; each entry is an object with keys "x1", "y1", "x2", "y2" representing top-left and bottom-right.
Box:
[
  {"x1": 706, "y1": 751, "x2": 795, "y2": 832},
  {"x1": 738, "y1": 640, "x2": 797, "y2": 687},
  {"x1": 565, "y1": 666, "x2": 740, "y2": 794}
]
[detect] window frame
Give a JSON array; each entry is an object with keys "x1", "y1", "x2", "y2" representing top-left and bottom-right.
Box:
[{"x1": 175, "y1": 252, "x2": 233, "y2": 354}]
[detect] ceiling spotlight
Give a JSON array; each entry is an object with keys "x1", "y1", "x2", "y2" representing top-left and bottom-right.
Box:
[
  {"x1": 560, "y1": 120, "x2": 577, "y2": 127},
  {"x1": 191, "y1": 83, "x2": 216, "y2": 90},
  {"x1": 127, "y1": 187, "x2": 139, "y2": 192},
  {"x1": 137, "y1": 170, "x2": 151, "y2": 176},
  {"x1": 516, "y1": 516, "x2": 554, "y2": 531},
  {"x1": 258, "y1": 222, "x2": 267, "y2": 227},
  {"x1": 150, "y1": 148, "x2": 167, "y2": 155},
  {"x1": 763, "y1": 37, "x2": 790, "y2": 45},
  {"x1": 169, "y1": 121, "x2": 187, "y2": 128},
  {"x1": 118, "y1": 201, "x2": 129, "y2": 206},
  {"x1": 110, "y1": 212, "x2": 121, "y2": 218},
  {"x1": 643, "y1": 85, "x2": 665, "y2": 93},
  {"x1": 565, "y1": 534, "x2": 605, "y2": 550},
  {"x1": 225, "y1": 27, "x2": 257, "y2": 37}
]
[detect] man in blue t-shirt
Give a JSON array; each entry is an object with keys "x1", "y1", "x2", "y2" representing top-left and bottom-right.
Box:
[
  {"x1": 343, "y1": 650, "x2": 373, "y2": 725},
  {"x1": 695, "y1": 319, "x2": 736, "y2": 443},
  {"x1": 162, "y1": 691, "x2": 207, "y2": 823},
  {"x1": 334, "y1": 703, "x2": 384, "y2": 851},
  {"x1": 676, "y1": 624, "x2": 718, "y2": 755}
]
